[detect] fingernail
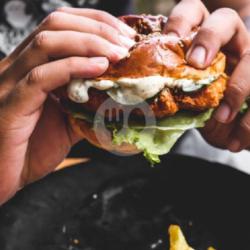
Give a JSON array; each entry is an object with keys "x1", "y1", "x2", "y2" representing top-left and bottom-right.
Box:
[
  {"x1": 214, "y1": 102, "x2": 231, "y2": 123},
  {"x1": 119, "y1": 22, "x2": 136, "y2": 37},
  {"x1": 89, "y1": 57, "x2": 108, "y2": 66},
  {"x1": 188, "y1": 46, "x2": 206, "y2": 67},
  {"x1": 112, "y1": 45, "x2": 129, "y2": 59},
  {"x1": 167, "y1": 32, "x2": 179, "y2": 37},
  {"x1": 229, "y1": 139, "x2": 241, "y2": 152},
  {"x1": 119, "y1": 35, "x2": 136, "y2": 48}
]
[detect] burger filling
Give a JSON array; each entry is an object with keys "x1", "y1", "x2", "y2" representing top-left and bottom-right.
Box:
[{"x1": 67, "y1": 75, "x2": 220, "y2": 105}]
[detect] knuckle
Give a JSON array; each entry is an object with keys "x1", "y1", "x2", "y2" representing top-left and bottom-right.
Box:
[
  {"x1": 92, "y1": 10, "x2": 109, "y2": 20},
  {"x1": 198, "y1": 26, "x2": 217, "y2": 39},
  {"x1": 79, "y1": 33, "x2": 92, "y2": 49},
  {"x1": 33, "y1": 31, "x2": 49, "y2": 49},
  {"x1": 241, "y1": 50, "x2": 250, "y2": 61},
  {"x1": 66, "y1": 57, "x2": 78, "y2": 69},
  {"x1": 84, "y1": 33, "x2": 100, "y2": 47},
  {"x1": 97, "y1": 22, "x2": 118, "y2": 38},
  {"x1": 43, "y1": 11, "x2": 62, "y2": 27},
  {"x1": 27, "y1": 67, "x2": 43, "y2": 85},
  {"x1": 226, "y1": 81, "x2": 246, "y2": 106},
  {"x1": 97, "y1": 22, "x2": 106, "y2": 35},
  {"x1": 55, "y1": 6, "x2": 69, "y2": 12}
]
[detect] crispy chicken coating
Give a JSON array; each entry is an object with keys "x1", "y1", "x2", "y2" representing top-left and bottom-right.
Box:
[{"x1": 176, "y1": 76, "x2": 227, "y2": 112}]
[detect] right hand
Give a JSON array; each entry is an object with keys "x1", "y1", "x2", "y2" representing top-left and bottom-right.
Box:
[
  {"x1": 0, "y1": 7, "x2": 136, "y2": 205},
  {"x1": 165, "y1": 0, "x2": 250, "y2": 153}
]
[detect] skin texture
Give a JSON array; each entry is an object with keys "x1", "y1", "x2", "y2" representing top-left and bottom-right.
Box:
[
  {"x1": 167, "y1": 0, "x2": 250, "y2": 153},
  {"x1": 0, "y1": 7, "x2": 136, "y2": 205},
  {"x1": 1, "y1": 0, "x2": 250, "y2": 204}
]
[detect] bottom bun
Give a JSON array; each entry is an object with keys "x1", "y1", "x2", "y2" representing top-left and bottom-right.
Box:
[{"x1": 68, "y1": 116, "x2": 141, "y2": 155}]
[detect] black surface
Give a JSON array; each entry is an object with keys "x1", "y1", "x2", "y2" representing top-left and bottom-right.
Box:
[{"x1": 0, "y1": 154, "x2": 250, "y2": 250}]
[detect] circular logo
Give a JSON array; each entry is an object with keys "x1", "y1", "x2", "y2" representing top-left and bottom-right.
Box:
[{"x1": 93, "y1": 96, "x2": 157, "y2": 157}]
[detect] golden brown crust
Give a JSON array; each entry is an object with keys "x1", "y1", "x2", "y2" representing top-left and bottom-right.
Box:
[
  {"x1": 97, "y1": 15, "x2": 226, "y2": 81},
  {"x1": 133, "y1": 88, "x2": 179, "y2": 118},
  {"x1": 98, "y1": 34, "x2": 226, "y2": 81},
  {"x1": 176, "y1": 76, "x2": 227, "y2": 111}
]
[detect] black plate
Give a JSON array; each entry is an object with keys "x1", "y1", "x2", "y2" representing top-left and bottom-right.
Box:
[{"x1": 0, "y1": 154, "x2": 250, "y2": 250}]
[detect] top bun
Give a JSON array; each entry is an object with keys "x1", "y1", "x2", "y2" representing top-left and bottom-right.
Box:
[{"x1": 98, "y1": 15, "x2": 226, "y2": 81}]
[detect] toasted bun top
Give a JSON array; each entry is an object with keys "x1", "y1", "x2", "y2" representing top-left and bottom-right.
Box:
[{"x1": 98, "y1": 15, "x2": 226, "y2": 80}]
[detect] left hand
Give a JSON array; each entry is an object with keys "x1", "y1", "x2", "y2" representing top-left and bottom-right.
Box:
[
  {"x1": 0, "y1": 7, "x2": 135, "y2": 204},
  {"x1": 164, "y1": 0, "x2": 250, "y2": 152}
]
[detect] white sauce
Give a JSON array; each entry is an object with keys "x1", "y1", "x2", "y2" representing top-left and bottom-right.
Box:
[
  {"x1": 68, "y1": 79, "x2": 115, "y2": 103},
  {"x1": 68, "y1": 75, "x2": 219, "y2": 105}
]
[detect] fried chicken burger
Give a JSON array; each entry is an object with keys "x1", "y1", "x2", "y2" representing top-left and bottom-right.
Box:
[{"x1": 56, "y1": 15, "x2": 227, "y2": 164}]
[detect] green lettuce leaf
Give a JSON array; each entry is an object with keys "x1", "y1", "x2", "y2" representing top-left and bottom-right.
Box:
[
  {"x1": 112, "y1": 109, "x2": 213, "y2": 165},
  {"x1": 69, "y1": 102, "x2": 213, "y2": 164},
  {"x1": 240, "y1": 102, "x2": 248, "y2": 114}
]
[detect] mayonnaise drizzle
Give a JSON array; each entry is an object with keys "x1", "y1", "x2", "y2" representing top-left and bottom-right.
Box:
[
  {"x1": 68, "y1": 79, "x2": 115, "y2": 103},
  {"x1": 67, "y1": 75, "x2": 219, "y2": 105}
]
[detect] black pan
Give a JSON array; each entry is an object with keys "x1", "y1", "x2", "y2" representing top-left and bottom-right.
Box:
[{"x1": 0, "y1": 154, "x2": 250, "y2": 250}]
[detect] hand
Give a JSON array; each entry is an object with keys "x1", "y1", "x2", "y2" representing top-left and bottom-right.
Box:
[
  {"x1": 0, "y1": 7, "x2": 136, "y2": 205},
  {"x1": 165, "y1": 0, "x2": 250, "y2": 153}
]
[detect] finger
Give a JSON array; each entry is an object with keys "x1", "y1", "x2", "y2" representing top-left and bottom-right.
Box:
[
  {"x1": 201, "y1": 116, "x2": 235, "y2": 149},
  {"x1": 164, "y1": 0, "x2": 209, "y2": 37},
  {"x1": 228, "y1": 111, "x2": 250, "y2": 152},
  {"x1": 213, "y1": 53, "x2": 250, "y2": 123},
  {"x1": 39, "y1": 11, "x2": 135, "y2": 48},
  {"x1": 57, "y1": 7, "x2": 136, "y2": 38},
  {"x1": 3, "y1": 57, "x2": 108, "y2": 117},
  {"x1": 6, "y1": 10, "x2": 135, "y2": 66},
  {"x1": 186, "y1": 8, "x2": 249, "y2": 68},
  {"x1": 4, "y1": 31, "x2": 128, "y2": 83}
]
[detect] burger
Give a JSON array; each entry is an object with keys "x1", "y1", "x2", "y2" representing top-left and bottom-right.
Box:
[{"x1": 56, "y1": 15, "x2": 227, "y2": 164}]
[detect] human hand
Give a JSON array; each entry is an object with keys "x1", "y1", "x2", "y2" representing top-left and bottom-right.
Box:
[
  {"x1": 0, "y1": 7, "x2": 136, "y2": 204},
  {"x1": 165, "y1": 0, "x2": 250, "y2": 153}
]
